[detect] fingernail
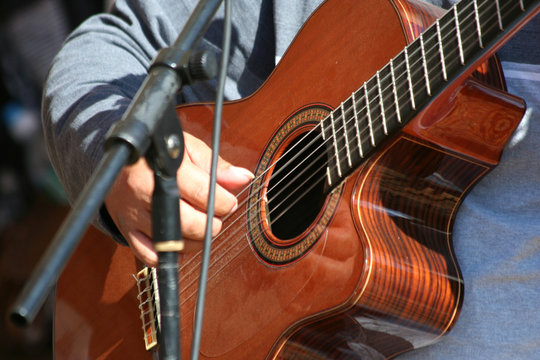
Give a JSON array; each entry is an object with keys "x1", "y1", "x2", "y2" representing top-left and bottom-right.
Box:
[
  {"x1": 231, "y1": 198, "x2": 239, "y2": 213},
  {"x1": 230, "y1": 166, "x2": 254, "y2": 180}
]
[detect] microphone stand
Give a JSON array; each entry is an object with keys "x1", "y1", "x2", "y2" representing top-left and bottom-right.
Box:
[{"x1": 9, "y1": 0, "x2": 223, "y2": 359}]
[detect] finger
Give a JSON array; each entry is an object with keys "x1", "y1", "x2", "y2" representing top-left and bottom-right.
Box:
[
  {"x1": 177, "y1": 159, "x2": 238, "y2": 217},
  {"x1": 125, "y1": 230, "x2": 158, "y2": 267},
  {"x1": 179, "y1": 200, "x2": 223, "y2": 240},
  {"x1": 216, "y1": 165, "x2": 254, "y2": 191},
  {"x1": 119, "y1": 200, "x2": 222, "y2": 266},
  {"x1": 184, "y1": 132, "x2": 254, "y2": 191},
  {"x1": 183, "y1": 132, "x2": 221, "y2": 172},
  {"x1": 112, "y1": 203, "x2": 155, "y2": 263}
]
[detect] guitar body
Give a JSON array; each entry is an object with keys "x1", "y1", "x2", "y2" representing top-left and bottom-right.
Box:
[{"x1": 54, "y1": 0, "x2": 525, "y2": 358}]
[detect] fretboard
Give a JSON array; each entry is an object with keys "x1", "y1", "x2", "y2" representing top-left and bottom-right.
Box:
[{"x1": 320, "y1": 0, "x2": 540, "y2": 188}]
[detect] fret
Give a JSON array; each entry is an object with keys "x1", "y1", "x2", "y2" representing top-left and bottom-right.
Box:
[
  {"x1": 436, "y1": 19, "x2": 448, "y2": 81},
  {"x1": 438, "y1": 8, "x2": 461, "y2": 79},
  {"x1": 325, "y1": 167, "x2": 333, "y2": 187},
  {"x1": 342, "y1": 95, "x2": 365, "y2": 172},
  {"x1": 460, "y1": 0, "x2": 488, "y2": 61},
  {"x1": 390, "y1": 62, "x2": 402, "y2": 123},
  {"x1": 404, "y1": 47, "x2": 416, "y2": 110},
  {"x1": 329, "y1": 111, "x2": 342, "y2": 178},
  {"x1": 318, "y1": 0, "x2": 540, "y2": 189},
  {"x1": 391, "y1": 52, "x2": 411, "y2": 125},
  {"x1": 495, "y1": 0, "x2": 503, "y2": 29},
  {"x1": 389, "y1": 59, "x2": 402, "y2": 123},
  {"x1": 351, "y1": 91, "x2": 364, "y2": 158},
  {"x1": 422, "y1": 23, "x2": 449, "y2": 102},
  {"x1": 453, "y1": 6, "x2": 465, "y2": 65},
  {"x1": 321, "y1": 110, "x2": 336, "y2": 187},
  {"x1": 319, "y1": 115, "x2": 327, "y2": 140},
  {"x1": 473, "y1": 0, "x2": 484, "y2": 48},
  {"x1": 419, "y1": 34, "x2": 432, "y2": 96},
  {"x1": 324, "y1": 94, "x2": 365, "y2": 187},
  {"x1": 492, "y1": 0, "x2": 531, "y2": 31},
  {"x1": 340, "y1": 102, "x2": 353, "y2": 167},
  {"x1": 377, "y1": 62, "x2": 404, "y2": 139},
  {"x1": 364, "y1": 84, "x2": 376, "y2": 147},
  {"x1": 320, "y1": 111, "x2": 338, "y2": 187},
  {"x1": 376, "y1": 71, "x2": 388, "y2": 135},
  {"x1": 319, "y1": 113, "x2": 335, "y2": 186},
  {"x1": 404, "y1": 36, "x2": 430, "y2": 112},
  {"x1": 478, "y1": 0, "x2": 503, "y2": 49}
]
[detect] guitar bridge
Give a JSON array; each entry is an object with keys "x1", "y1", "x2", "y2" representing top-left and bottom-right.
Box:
[{"x1": 135, "y1": 267, "x2": 161, "y2": 351}]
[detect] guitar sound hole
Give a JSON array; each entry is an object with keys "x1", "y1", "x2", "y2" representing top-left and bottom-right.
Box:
[{"x1": 266, "y1": 129, "x2": 327, "y2": 240}]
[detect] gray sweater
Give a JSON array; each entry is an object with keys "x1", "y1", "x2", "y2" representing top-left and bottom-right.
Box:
[{"x1": 42, "y1": 0, "x2": 540, "y2": 358}]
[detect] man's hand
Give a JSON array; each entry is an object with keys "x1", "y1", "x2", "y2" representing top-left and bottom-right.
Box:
[{"x1": 105, "y1": 132, "x2": 254, "y2": 266}]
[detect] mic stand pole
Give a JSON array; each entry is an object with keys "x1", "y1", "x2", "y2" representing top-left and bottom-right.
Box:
[
  {"x1": 145, "y1": 102, "x2": 185, "y2": 360},
  {"x1": 9, "y1": 1, "x2": 222, "y2": 359}
]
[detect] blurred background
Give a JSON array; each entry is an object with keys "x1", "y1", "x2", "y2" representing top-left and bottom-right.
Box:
[{"x1": 0, "y1": 1, "x2": 113, "y2": 358}]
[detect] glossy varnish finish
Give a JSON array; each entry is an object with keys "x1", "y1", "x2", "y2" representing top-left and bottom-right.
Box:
[{"x1": 54, "y1": 0, "x2": 527, "y2": 358}]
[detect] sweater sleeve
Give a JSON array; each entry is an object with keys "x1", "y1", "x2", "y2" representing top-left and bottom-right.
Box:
[
  {"x1": 41, "y1": 0, "x2": 194, "y2": 240},
  {"x1": 41, "y1": 0, "x2": 315, "y2": 242}
]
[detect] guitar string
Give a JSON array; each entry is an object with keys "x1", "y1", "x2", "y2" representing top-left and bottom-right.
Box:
[
  {"x1": 200, "y1": 0, "x2": 485, "y2": 247},
  {"x1": 236, "y1": 0, "x2": 515, "y2": 230},
  {"x1": 249, "y1": 0, "x2": 491, "y2": 230},
  {"x1": 174, "y1": 0, "x2": 514, "y2": 299},
  {"x1": 206, "y1": 0, "x2": 500, "y2": 248},
  {"x1": 250, "y1": 0, "x2": 520, "y2": 243},
  {"x1": 173, "y1": 0, "x2": 519, "y2": 301},
  {"x1": 174, "y1": 0, "x2": 511, "y2": 297},
  {"x1": 218, "y1": 0, "x2": 504, "y2": 233},
  {"x1": 225, "y1": 0, "x2": 490, "y2": 208},
  {"x1": 134, "y1": 0, "x2": 518, "y2": 311}
]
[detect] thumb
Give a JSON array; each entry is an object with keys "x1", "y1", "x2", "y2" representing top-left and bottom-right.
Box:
[
  {"x1": 216, "y1": 164, "x2": 254, "y2": 191},
  {"x1": 184, "y1": 132, "x2": 254, "y2": 190}
]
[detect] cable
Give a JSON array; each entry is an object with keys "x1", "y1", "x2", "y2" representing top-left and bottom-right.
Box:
[{"x1": 191, "y1": 0, "x2": 231, "y2": 358}]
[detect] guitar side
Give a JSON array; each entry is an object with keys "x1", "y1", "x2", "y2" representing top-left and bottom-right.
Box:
[
  {"x1": 54, "y1": 0, "x2": 525, "y2": 358},
  {"x1": 271, "y1": 79, "x2": 524, "y2": 359}
]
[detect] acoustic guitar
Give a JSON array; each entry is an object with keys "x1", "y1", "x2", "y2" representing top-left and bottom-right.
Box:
[{"x1": 54, "y1": 0, "x2": 539, "y2": 358}]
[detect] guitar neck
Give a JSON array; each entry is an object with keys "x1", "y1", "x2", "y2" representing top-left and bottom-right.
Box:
[{"x1": 321, "y1": 0, "x2": 540, "y2": 188}]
